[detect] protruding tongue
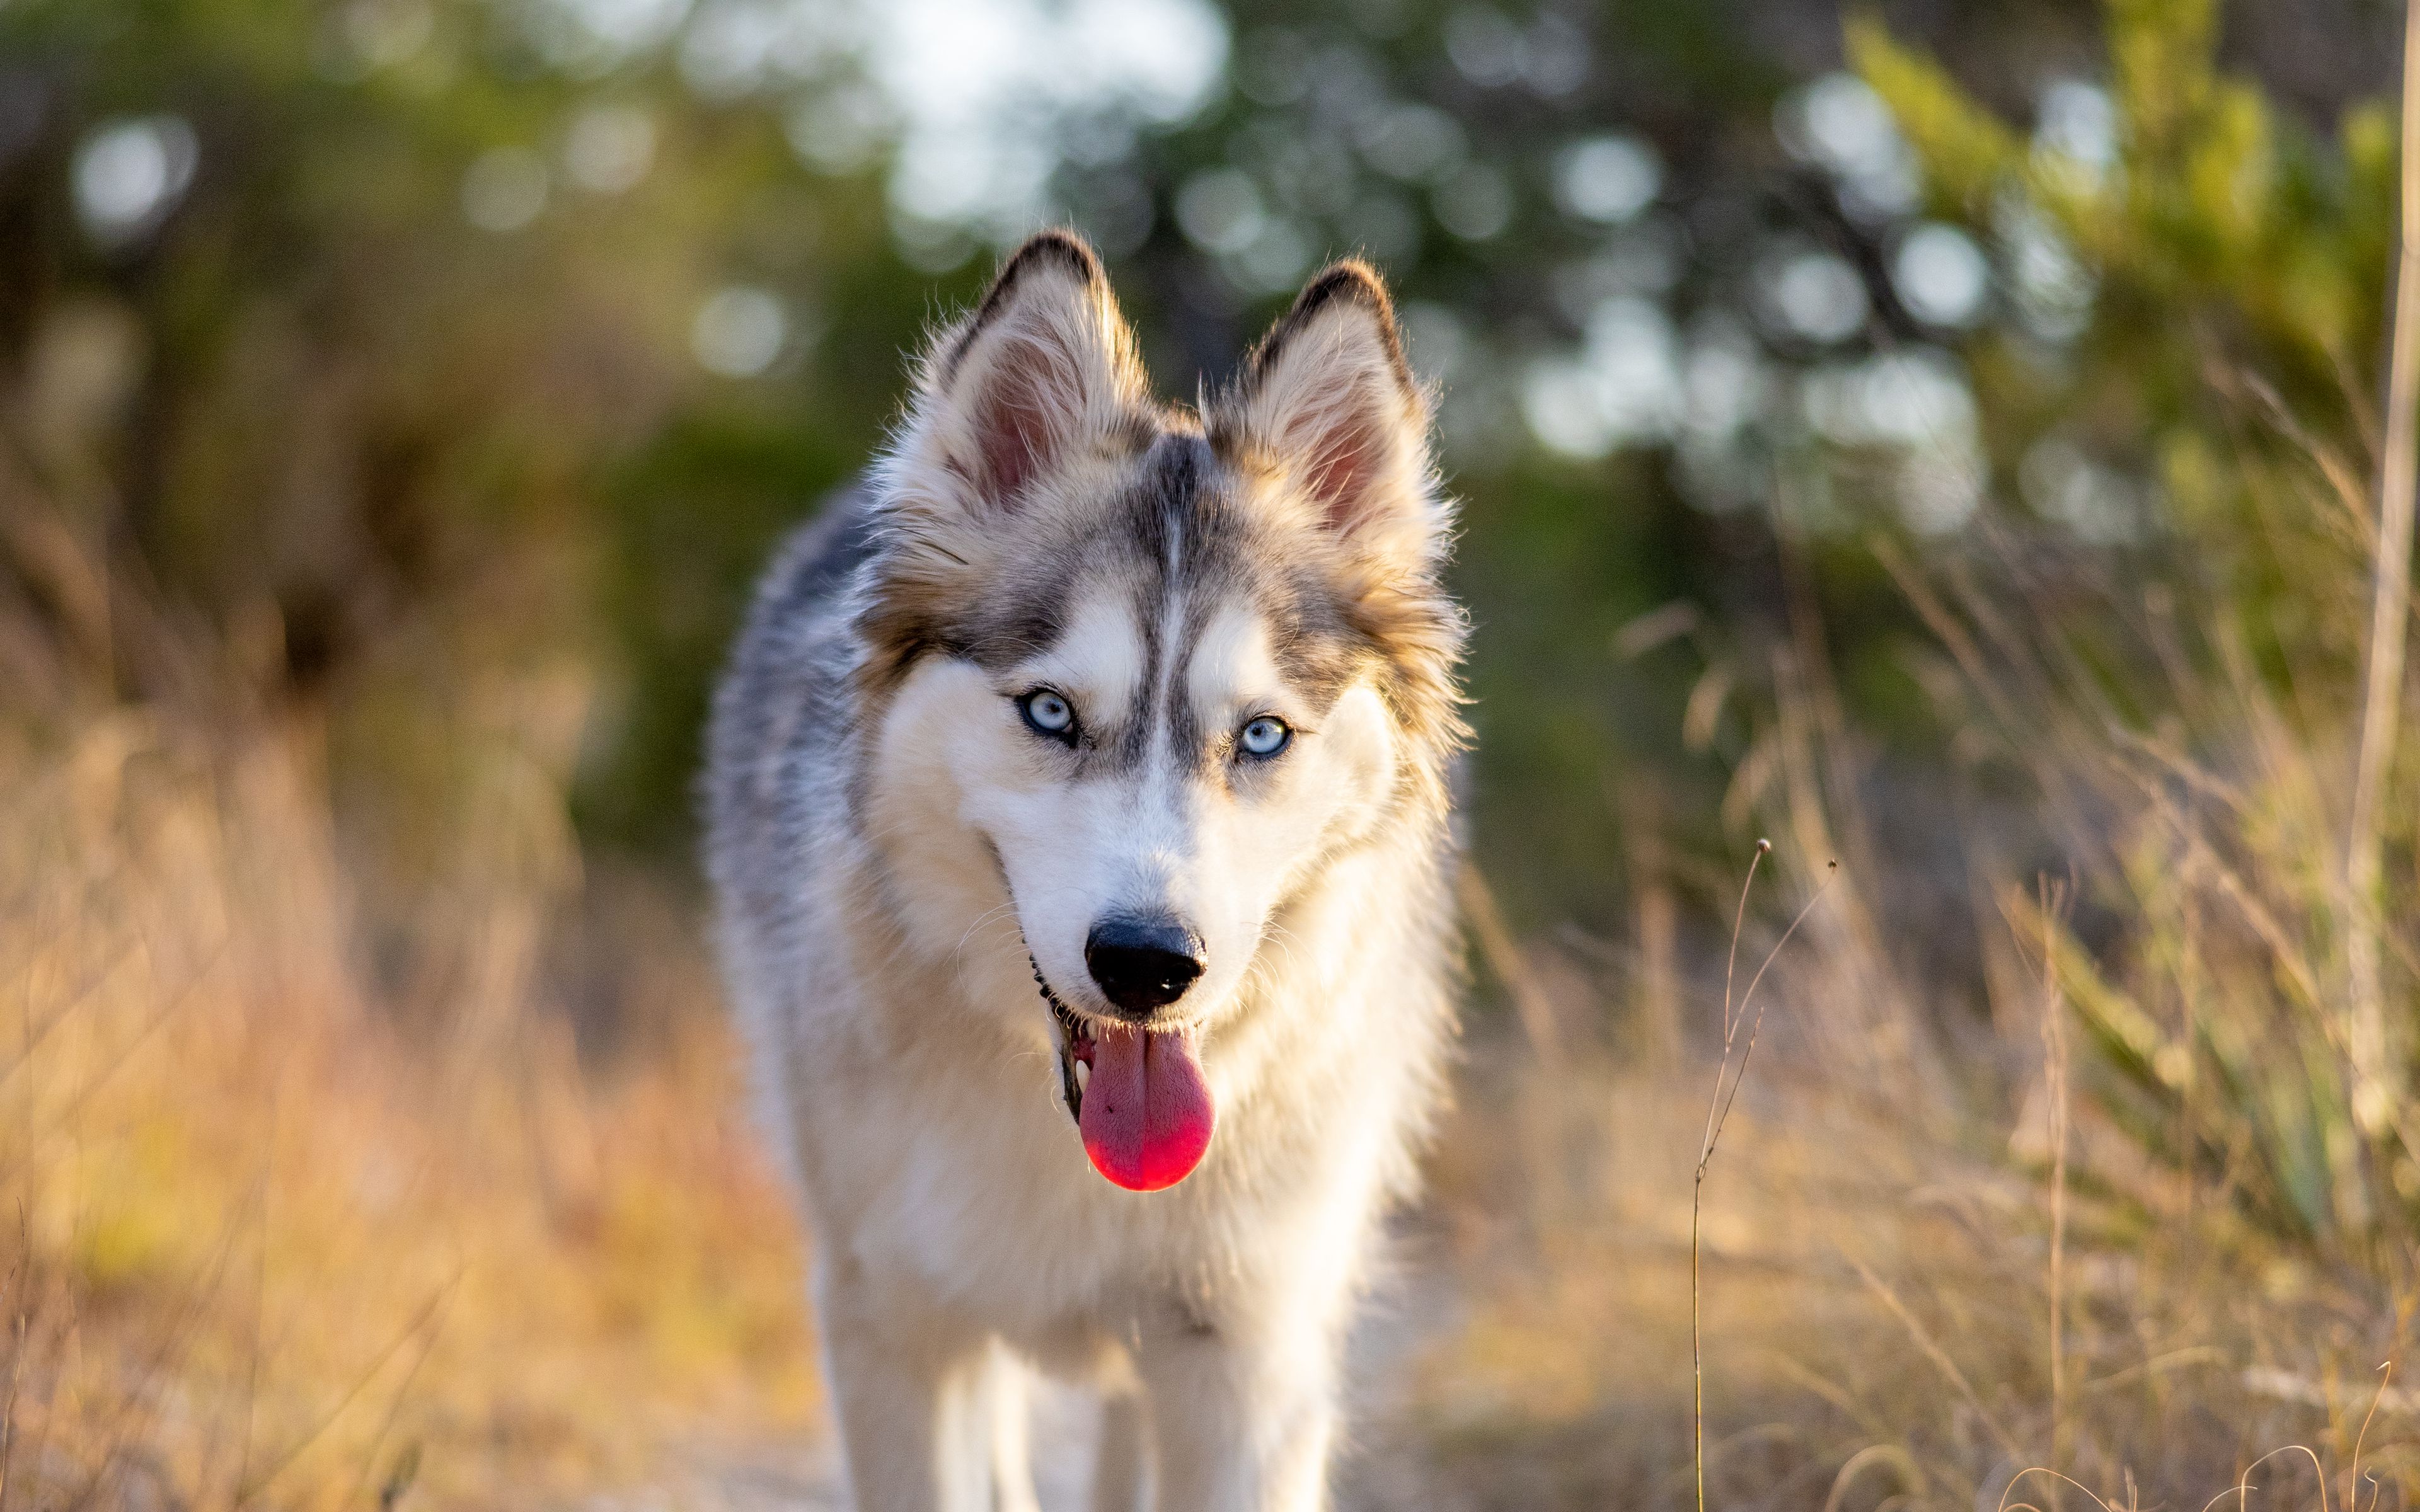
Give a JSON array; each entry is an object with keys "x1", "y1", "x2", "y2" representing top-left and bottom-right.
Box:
[{"x1": 1078, "y1": 1026, "x2": 1214, "y2": 1191}]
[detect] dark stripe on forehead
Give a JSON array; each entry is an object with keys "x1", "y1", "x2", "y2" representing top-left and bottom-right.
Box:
[
  {"x1": 1119, "y1": 568, "x2": 1160, "y2": 770},
  {"x1": 1119, "y1": 429, "x2": 1223, "y2": 572},
  {"x1": 1124, "y1": 431, "x2": 1218, "y2": 765},
  {"x1": 1148, "y1": 428, "x2": 1208, "y2": 513},
  {"x1": 1168, "y1": 585, "x2": 1225, "y2": 765}
]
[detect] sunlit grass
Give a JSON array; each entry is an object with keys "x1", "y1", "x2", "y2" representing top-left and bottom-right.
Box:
[
  {"x1": 0, "y1": 709, "x2": 815, "y2": 1509},
  {"x1": 1399, "y1": 1048, "x2": 2420, "y2": 1511}
]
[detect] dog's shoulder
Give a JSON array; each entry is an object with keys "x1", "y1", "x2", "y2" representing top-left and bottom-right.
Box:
[{"x1": 702, "y1": 480, "x2": 878, "y2": 907}]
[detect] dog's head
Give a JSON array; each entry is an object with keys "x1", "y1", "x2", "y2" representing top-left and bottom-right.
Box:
[{"x1": 853, "y1": 231, "x2": 1463, "y2": 1188}]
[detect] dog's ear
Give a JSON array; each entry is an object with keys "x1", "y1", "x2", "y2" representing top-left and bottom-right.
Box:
[
  {"x1": 1214, "y1": 261, "x2": 1441, "y2": 570},
  {"x1": 899, "y1": 230, "x2": 1148, "y2": 515}
]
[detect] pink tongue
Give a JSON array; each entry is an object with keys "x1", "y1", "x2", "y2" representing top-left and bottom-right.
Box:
[{"x1": 1078, "y1": 1026, "x2": 1214, "y2": 1191}]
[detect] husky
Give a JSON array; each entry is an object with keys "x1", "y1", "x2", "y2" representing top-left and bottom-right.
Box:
[{"x1": 705, "y1": 229, "x2": 1467, "y2": 1512}]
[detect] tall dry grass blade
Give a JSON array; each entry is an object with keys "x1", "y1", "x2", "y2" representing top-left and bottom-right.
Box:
[
  {"x1": 2037, "y1": 876, "x2": 2072, "y2": 1499},
  {"x1": 1703, "y1": 864, "x2": 1838, "y2": 1158},
  {"x1": 1457, "y1": 862, "x2": 1562, "y2": 1063},
  {"x1": 340, "y1": 1292, "x2": 454, "y2": 1512},
  {"x1": 1844, "y1": 1252, "x2": 2024, "y2": 1463},
  {"x1": 0, "y1": 1234, "x2": 23, "y2": 1512},
  {"x1": 2344, "y1": 0, "x2": 2420, "y2": 1136},
  {"x1": 231, "y1": 1252, "x2": 454, "y2": 1501},
  {"x1": 1819, "y1": 1443, "x2": 1927, "y2": 1512}
]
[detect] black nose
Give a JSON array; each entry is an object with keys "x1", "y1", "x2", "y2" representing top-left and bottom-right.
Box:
[{"x1": 1084, "y1": 915, "x2": 1205, "y2": 1017}]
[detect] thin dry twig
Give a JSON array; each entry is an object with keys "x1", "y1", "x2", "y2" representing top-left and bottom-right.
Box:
[
  {"x1": 1998, "y1": 1465, "x2": 2125, "y2": 1512},
  {"x1": 2199, "y1": 1443, "x2": 2332, "y2": 1512},
  {"x1": 2348, "y1": 1362, "x2": 2394, "y2": 1512},
  {"x1": 1693, "y1": 842, "x2": 1838, "y2": 1512},
  {"x1": 340, "y1": 1278, "x2": 461, "y2": 1512}
]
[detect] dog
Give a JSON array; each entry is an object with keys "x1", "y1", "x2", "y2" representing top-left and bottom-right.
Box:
[{"x1": 705, "y1": 229, "x2": 1467, "y2": 1512}]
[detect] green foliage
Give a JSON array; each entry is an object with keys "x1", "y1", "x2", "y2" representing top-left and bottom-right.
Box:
[
  {"x1": 1864, "y1": 0, "x2": 2390, "y2": 423},
  {"x1": 1845, "y1": 21, "x2": 2022, "y2": 211},
  {"x1": 582, "y1": 409, "x2": 860, "y2": 848},
  {"x1": 0, "y1": 0, "x2": 959, "y2": 871},
  {"x1": 1860, "y1": 0, "x2": 2419, "y2": 1269}
]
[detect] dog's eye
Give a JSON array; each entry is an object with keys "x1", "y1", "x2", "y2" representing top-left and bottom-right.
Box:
[
  {"x1": 1017, "y1": 689, "x2": 1078, "y2": 744},
  {"x1": 1238, "y1": 715, "x2": 1292, "y2": 759}
]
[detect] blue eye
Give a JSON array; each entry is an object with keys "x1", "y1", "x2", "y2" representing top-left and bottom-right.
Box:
[
  {"x1": 1018, "y1": 689, "x2": 1077, "y2": 743},
  {"x1": 1238, "y1": 716, "x2": 1291, "y2": 759}
]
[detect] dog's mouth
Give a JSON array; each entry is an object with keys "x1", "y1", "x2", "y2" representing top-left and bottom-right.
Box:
[
  {"x1": 1028, "y1": 954, "x2": 1215, "y2": 1193},
  {"x1": 1030, "y1": 959, "x2": 1089, "y2": 1120}
]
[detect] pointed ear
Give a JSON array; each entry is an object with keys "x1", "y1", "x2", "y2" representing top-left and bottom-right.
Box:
[
  {"x1": 899, "y1": 230, "x2": 1148, "y2": 514},
  {"x1": 1213, "y1": 261, "x2": 1442, "y2": 568}
]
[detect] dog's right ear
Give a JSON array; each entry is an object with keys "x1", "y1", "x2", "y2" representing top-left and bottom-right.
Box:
[
  {"x1": 1209, "y1": 260, "x2": 1441, "y2": 577},
  {"x1": 892, "y1": 231, "x2": 1148, "y2": 518}
]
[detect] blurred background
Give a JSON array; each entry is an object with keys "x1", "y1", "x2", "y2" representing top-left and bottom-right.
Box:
[{"x1": 6, "y1": 0, "x2": 2420, "y2": 1507}]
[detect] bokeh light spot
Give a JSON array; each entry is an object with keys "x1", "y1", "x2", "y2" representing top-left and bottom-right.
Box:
[
  {"x1": 1893, "y1": 223, "x2": 1988, "y2": 327},
  {"x1": 1554, "y1": 135, "x2": 1661, "y2": 225},
  {"x1": 565, "y1": 106, "x2": 657, "y2": 195},
  {"x1": 73, "y1": 117, "x2": 198, "y2": 245},
  {"x1": 2034, "y1": 79, "x2": 2118, "y2": 183},
  {"x1": 691, "y1": 286, "x2": 788, "y2": 377},
  {"x1": 1444, "y1": 8, "x2": 1523, "y2": 88},
  {"x1": 462, "y1": 147, "x2": 550, "y2": 232},
  {"x1": 1433, "y1": 164, "x2": 1512, "y2": 241},
  {"x1": 1766, "y1": 249, "x2": 1868, "y2": 343},
  {"x1": 1176, "y1": 168, "x2": 1265, "y2": 255}
]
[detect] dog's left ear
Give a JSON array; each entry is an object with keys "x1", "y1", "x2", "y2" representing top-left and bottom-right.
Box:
[{"x1": 1214, "y1": 261, "x2": 1443, "y2": 570}]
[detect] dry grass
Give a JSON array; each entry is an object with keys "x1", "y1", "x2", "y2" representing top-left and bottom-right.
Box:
[
  {"x1": 1378, "y1": 508, "x2": 2420, "y2": 1509},
  {"x1": 1392, "y1": 1047, "x2": 2420, "y2": 1512},
  {"x1": 0, "y1": 702, "x2": 815, "y2": 1509}
]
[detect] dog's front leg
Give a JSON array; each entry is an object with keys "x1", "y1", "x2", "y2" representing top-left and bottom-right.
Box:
[
  {"x1": 1134, "y1": 1298, "x2": 1342, "y2": 1512},
  {"x1": 819, "y1": 1257, "x2": 998, "y2": 1512}
]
